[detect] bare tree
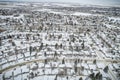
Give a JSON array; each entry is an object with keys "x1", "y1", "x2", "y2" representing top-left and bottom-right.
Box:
[{"x1": 104, "y1": 66, "x2": 109, "y2": 73}]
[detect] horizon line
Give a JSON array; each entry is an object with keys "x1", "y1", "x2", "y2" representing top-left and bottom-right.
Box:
[{"x1": 0, "y1": 0, "x2": 120, "y2": 7}]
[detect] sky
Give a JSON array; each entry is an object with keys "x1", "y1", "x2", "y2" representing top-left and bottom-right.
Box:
[{"x1": 0, "y1": 0, "x2": 120, "y2": 6}]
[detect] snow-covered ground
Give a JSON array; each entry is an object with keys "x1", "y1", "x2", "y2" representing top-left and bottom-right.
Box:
[
  {"x1": 0, "y1": 2, "x2": 120, "y2": 80},
  {"x1": 72, "y1": 12, "x2": 92, "y2": 16}
]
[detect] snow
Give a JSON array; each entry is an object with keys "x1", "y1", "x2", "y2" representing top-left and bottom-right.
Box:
[
  {"x1": 96, "y1": 62, "x2": 105, "y2": 69},
  {"x1": 113, "y1": 64, "x2": 119, "y2": 69},
  {"x1": 14, "y1": 75, "x2": 22, "y2": 80},
  {"x1": 0, "y1": 14, "x2": 24, "y2": 19},
  {"x1": 14, "y1": 67, "x2": 21, "y2": 76},
  {"x1": 65, "y1": 63, "x2": 72, "y2": 67},
  {"x1": 72, "y1": 12, "x2": 92, "y2": 16},
  {"x1": 0, "y1": 15, "x2": 13, "y2": 19},
  {"x1": 38, "y1": 63, "x2": 44, "y2": 67},
  {"x1": 33, "y1": 9, "x2": 65, "y2": 15},
  {"x1": 33, "y1": 75, "x2": 55, "y2": 80},
  {"x1": 108, "y1": 17, "x2": 120, "y2": 22},
  {"x1": 21, "y1": 65, "x2": 29, "y2": 73},
  {"x1": 54, "y1": 3, "x2": 72, "y2": 7},
  {"x1": 88, "y1": 64, "x2": 97, "y2": 70},
  {"x1": 4, "y1": 70, "x2": 13, "y2": 78},
  {"x1": 0, "y1": 2, "x2": 120, "y2": 80},
  {"x1": 81, "y1": 63, "x2": 89, "y2": 69},
  {"x1": 100, "y1": 70, "x2": 109, "y2": 77},
  {"x1": 82, "y1": 70, "x2": 89, "y2": 75}
]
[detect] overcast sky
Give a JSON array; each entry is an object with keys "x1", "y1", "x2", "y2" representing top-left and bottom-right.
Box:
[{"x1": 0, "y1": 0, "x2": 120, "y2": 6}]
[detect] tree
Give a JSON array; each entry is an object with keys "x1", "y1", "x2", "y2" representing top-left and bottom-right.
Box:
[
  {"x1": 46, "y1": 44, "x2": 48, "y2": 47},
  {"x1": 44, "y1": 59, "x2": 47, "y2": 64},
  {"x1": 74, "y1": 66, "x2": 77, "y2": 73},
  {"x1": 12, "y1": 41, "x2": 16, "y2": 46},
  {"x1": 72, "y1": 37, "x2": 75, "y2": 42},
  {"x1": 33, "y1": 36, "x2": 35, "y2": 40},
  {"x1": 29, "y1": 46, "x2": 32, "y2": 56},
  {"x1": 66, "y1": 76, "x2": 68, "y2": 80},
  {"x1": 75, "y1": 46, "x2": 79, "y2": 52},
  {"x1": 88, "y1": 72, "x2": 103, "y2": 80},
  {"x1": 93, "y1": 59, "x2": 96, "y2": 64},
  {"x1": 74, "y1": 59, "x2": 77, "y2": 65},
  {"x1": 54, "y1": 75, "x2": 57, "y2": 80},
  {"x1": 79, "y1": 77, "x2": 83, "y2": 80},
  {"x1": 44, "y1": 52, "x2": 47, "y2": 57},
  {"x1": 54, "y1": 51, "x2": 57, "y2": 57},
  {"x1": 60, "y1": 43, "x2": 62, "y2": 48},
  {"x1": 55, "y1": 43, "x2": 58, "y2": 49},
  {"x1": 26, "y1": 35, "x2": 29, "y2": 40},
  {"x1": 95, "y1": 72, "x2": 102, "y2": 80},
  {"x1": 40, "y1": 43, "x2": 43, "y2": 50},
  {"x1": 89, "y1": 73, "x2": 95, "y2": 80},
  {"x1": 30, "y1": 72, "x2": 34, "y2": 78},
  {"x1": 62, "y1": 59, "x2": 65, "y2": 64},
  {"x1": 0, "y1": 38, "x2": 1, "y2": 46},
  {"x1": 58, "y1": 35, "x2": 62, "y2": 39},
  {"x1": 30, "y1": 26, "x2": 32, "y2": 32},
  {"x1": 81, "y1": 40, "x2": 84, "y2": 49},
  {"x1": 2, "y1": 74, "x2": 5, "y2": 80},
  {"x1": 74, "y1": 60, "x2": 78, "y2": 73},
  {"x1": 99, "y1": 74, "x2": 102, "y2": 80},
  {"x1": 104, "y1": 66, "x2": 109, "y2": 73},
  {"x1": 81, "y1": 66, "x2": 84, "y2": 71},
  {"x1": 12, "y1": 71, "x2": 14, "y2": 80}
]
